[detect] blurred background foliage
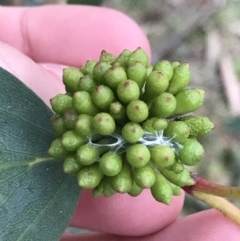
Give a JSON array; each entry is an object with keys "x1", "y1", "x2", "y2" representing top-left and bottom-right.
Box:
[{"x1": 1, "y1": 0, "x2": 240, "y2": 217}]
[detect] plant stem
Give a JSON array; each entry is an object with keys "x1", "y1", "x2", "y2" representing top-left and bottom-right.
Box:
[
  {"x1": 184, "y1": 172, "x2": 240, "y2": 200},
  {"x1": 191, "y1": 191, "x2": 240, "y2": 226}
]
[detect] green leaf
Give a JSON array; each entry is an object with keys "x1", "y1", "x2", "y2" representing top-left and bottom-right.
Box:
[{"x1": 0, "y1": 67, "x2": 82, "y2": 241}]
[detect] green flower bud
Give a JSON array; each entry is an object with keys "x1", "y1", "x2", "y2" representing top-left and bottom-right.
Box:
[
  {"x1": 133, "y1": 165, "x2": 156, "y2": 188},
  {"x1": 61, "y1": 130, "x2": 88, "y2": 151},
  {"x1": 126, "y1": 144, "x2": 150, "y2": 168},
  {"x1": 173, "y1": 89, "x2": 205, "y2": 116},
  {"x1": 144, "y1": 71, "x2": 170, "y2": 98},
  {"x1": 63, "y1": 109, "x2": 78, "y2": 130},
  {"x1": 126, "y1": 100, "x2": 149, "y2": 123},
  {"x1": 99, "y1": 50, "x2": 117, "y2": 63},
  {"x1": 171, "y1": 61, "x2": 180, "y2": 68},
  {"x1": 63, "y1": 156, "x2": 82, "y2": 174},
  {"x1": 152, "y1": 118, "x2": 168, "y2": 131},
  {"x1": 92, "y1": 180, "x2": 104, "y2": 198},
  {"x1": 75, "y1": 114, "x2": 94, "y2": 136},
  {"x1": 128, "y1": 47, "x2": 149, "y2": 67},
  {"x1": 142, "y1": 117, "x2": 157, "y2": 133},
  {"x1": 153, "y1": 60, "x2": 174, "y2": 81},
  {"x1": 51, "y1": 114, "x2": 67, "y2": 137},
  {"x1": 109, "y1": 161, "x2": 133, "y2": 193},
  {"x1": 122, "y1": 122, "x2": 143, "y2": 143},
  {"x1": 76, "y1": 144, "x2": 100, "y2": 165},
  {"x1": 183, "y1": 116, "x2": 214, "y2": 136},
  {"x1": 78, "y1": 75, "x2": 97, "y2": 93},
  {"x1": 99, "y1": 151, "x2": 123, "y2": 176},
  {"x1": 150, "y1": 171, "x2": 173, "y2": 204},
  {"x1": 50, "y1": 94, "x2": 72, "y2": 115},
  {"x1": 150, "y1": 145, "x2": 175, "y2": 168},
  {"x1": 102, "y1": 177, "x2": 117, "y2": 197},
  {"x1": 170, "y1": 183, "x2": 182, "y2": 196},
  {"x1": 117, "y1": 80, "x2": 140, "y2": 104},
  {"x1": 104, "y1": 66, "x2": 127, "y2": 90},
  {"x1": 171, "y1": 161, "x2": 184, "y2": 174},
  {"x1": 77, "y1": 163, "x2": 103, "y2": 189},
  {"x1": 109, "y1": 101, "x2": 127, "y2": 123},
  {"x1": 127, "y1": 62, "x2": 147, "y2": 90},
  {"x1": 147, "y1": 65, "x2": 153, "y2": 77},
  {"x1": 83, "y1": 60, "x2": 97, "y2": 77},
  {"x1": 115, "y1": 49, "x2": 132, "y2": 69},
  {"x1": 128, "y1": 182, "x2": 143, "y2": 197},
  {"x1": 48, "y1": 138, "x2": 69, "y2": 159},
  {"x1": 72, "y1": 91, "x2": 99, "y2": 116},
  {"x1": 159, "y1": 167, "x2": 195, "y2": 187},
  {"x1": 178, "y1": 139, "x2": 204, "y2": 166},
  {"x1": 167, "y1": 63, "x2": 191, "y2": 95},
  {"x1": 164, "y1": 121, "x2": 190, "y2": 143},
  {"x1": 63, "y1": 67, "x2": 83, "y2": 92},
  {"x1": 93, "y1": 113, "x2": 116, "y2": 135},
  {"x1": 150, "y1": 93, "x2": 176, "y2": 118},
  {"x1": 92, "y1": 85, "x2": 115, "y2": 110},
  {"x1": 93, "y1": 61, "x2": 112, "y2": 84}
]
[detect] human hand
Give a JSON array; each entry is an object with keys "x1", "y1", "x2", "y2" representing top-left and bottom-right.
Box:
[{"x1": 0, "y1": 5, "x2": 239, "y2": 241}]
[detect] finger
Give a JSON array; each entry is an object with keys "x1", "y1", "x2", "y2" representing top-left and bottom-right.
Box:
[
  {"x1": 0, "y1": 5, "x2": 151, "y2": 65},
  {"x1": 69, "y1": 189, "x2": 184, "y2": 236},
  {"x1": 62, "y1": 209, "x2": 240, "y2": 241}
]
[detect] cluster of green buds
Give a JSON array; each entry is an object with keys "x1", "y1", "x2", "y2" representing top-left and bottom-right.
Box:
[{"x1": 48, "y1": 47, "x2": 214, "y2": 204}]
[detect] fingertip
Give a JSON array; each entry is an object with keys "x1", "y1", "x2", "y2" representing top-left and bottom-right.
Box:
[{"x1": 69, "y1": 189, "x2": 184, "y2": 236}]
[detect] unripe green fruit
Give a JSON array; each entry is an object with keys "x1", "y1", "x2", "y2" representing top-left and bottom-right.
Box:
[
  {"x1": 167, "y1": 63, "x2": 191, "y2": 95},
  {"x1": 150, "y1": 171, "x2": 173, "y2": 204},
  {"x1": 99, "y1": 50, "x2": 116, "y2": 63},
  {"x1": 92, "y1": 85, "x2": 115, "y2": 110},
  {"x1": 63, "y1": 67, "x2": 83, "y2": 92},
  {"x1": 110, "y1": 162, "x2": 133, "y2": 193},
  {"x1": 170, "y1": 183, "x2": 182, "y2": 196},
  {"x1": 183, "y1": 116, "x2": 214, "y2": 136},
  {"x1": 159, "y1": 167, "x2": 195, "y2": 187},
  {"x1": 126, "y1": 100, "x2": 149, "y2": 123},
  {"x1": 164, "y1": 121, "x2": 190, "y2": 143},
  {"x1": 126, "y1": 144, "x2": 151, "y2": 168},
  {"x1": 93, "y1": 61, "x2": 112, "y2": 84},
  {"x1": 92, "y1": 113, "x2": 116, "y2": 135},
  {"x1": 128, "y1": 182, "x2": 143, "y2": 197},
  {"x1": 115, "y1": 49, "x2": 132, "y2": 69},
  {"x1": 102, "y1": 177, "x2": 117, "y2": 197},
  {"x1": 48, "y1": 138, "x2": 70, "y2": 159},
  {"x1": 172, "y1": 61, "x2": 180, "y2": 68},
  {"x1": 72, "y1": 91, "x2": 99, "y2": 116},
  {"x1": 50, "y1": 94, "x2": 72, "y2": 115},
  {"x1": 174, "y1": 89, "x2": 205, "y2": 116},
  {"x1": 134, "y1": 165, "x2": 156, "y2": 188},
  {"x1": 142, "y1": 117, "x2": 157, "y2": 133},
  {"x1": 150, "y1": 145, "x2": 175, "y2": 168},
  {"x1": 127, "y1": 62, "x2": 147, "y2": 89},
  {"x1": 104, "y1": 66, "x2": 127, "y2": 90},
  {"x1": 144, "y1": 71, "x2": 170, "y2": 98},
  {"x1": 92, "y1": 180, "x2": 104, "y2": 198},
  {"x1": 109, "y1": 101, "x2": 127, "y2": 123},
  {"x1": 99, "y1": 152, "x2": 123, "y2": 176},
  {"x1": 75, "y1": 114, "x2": 94, "y2": 137},
  {"x1": 128, "y1": 47, "x2": 149, "y2": 67},
  {"x1": 77, "y1": 163, "x2": 103, "y2": 189},
  {"x1": 63, "y1": 109, "x2": 78, "y2": 130},
  {"x1": 61, "y1": 130, "x2": 88, "y2": 151},
  {"x1": 171, "y1": 161, "x2": 184, "y2": 174},
  {"x1": 76, "y1": 144, "x2": 100, "y2": 165},
  {"x1": 152, "y1": 118, "x2": 168, "y2": 131},
  {"x1": 153, "y1": 60, "x2": 173, "y2": 81},
  {"x1": 63, "y1": 156, "x2": 82, "y2": 174},
  {"x1": 178, "y1": 139, "x2": 204, "y2": 166},
  {"x1": 147, "y1": 65, "x2": 153, "y2": 77},
  {"x1": 51, "y1": 114, "x2": 67, "y2": 137},
  {"x1": 122, "y1": 122, "x2": 143, "y2": 143},
  {"x1": 78, "y1": 75, "x2": 97, "y2": 93},
  {"x1": 117, "y1": 80, "x2": 140, "y2": 104},
  {"x1": 150, "y1": 93, "x2": 176, "y2": 118},
  {"x1": 83, "y1": 60, "x2": 97, "y2": 77}
]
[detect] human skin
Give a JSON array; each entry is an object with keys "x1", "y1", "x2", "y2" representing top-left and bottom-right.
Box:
[{"x1": 0, "y1": 5, "x2": 240, "y2": 241}]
